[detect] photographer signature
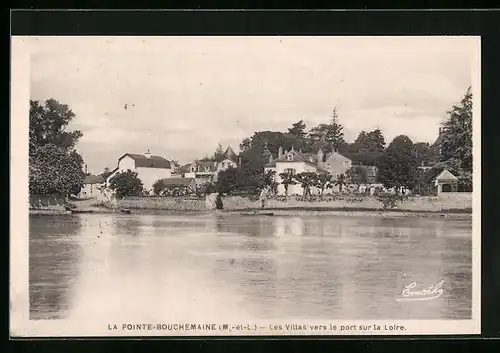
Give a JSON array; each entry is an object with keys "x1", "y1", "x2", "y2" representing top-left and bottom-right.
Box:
[{"x1": 396, "y1": 280, "x2": 444, "y2": 302}]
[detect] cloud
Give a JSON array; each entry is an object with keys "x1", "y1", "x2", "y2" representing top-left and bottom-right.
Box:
[{"x1": 28, "y1": 36, "x2": 478, "y2": 173}]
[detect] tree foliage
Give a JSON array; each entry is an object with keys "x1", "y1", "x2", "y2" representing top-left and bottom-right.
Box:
[
  {"x1": 307, "y1": 108, "x2": 345, "y2": 153},
  {"x1": 314, "y1": 172, "x2": 333, "y2": 197},
  {"x1": 29, "y1": 99, "x2": 86, "y2": 196},
  {"x1": 29, "y1": 144, "x2": 85, "y2": 195},
  {"x1": 412, "y1": 142, "x2": 434, "y2": 167},
  {"x1": 109, "y1": 170, "x2": 144, "y2": 198},
  {"x1": 212, "y1": 144, "x2": 225, "y2": 162},
  {"x1": 153, "y1": 179, "x2": 166, "y2": 195},
  {"x1": 30, "y1": 99, "x2": 83, "y2": 150},
  {"x1": 438, "y1": 87, "x2": 473, "y2": 190},
  {"x1": 263, "y1": 170, "x2": 279, "y2": 195},
  {"x1": 215, "y1": 167, "x2": 241, "y2": 195},
  {"x1": 334, "y1": 173, "x2": 348, "y2": 192},
  {"x1": 293, "y1": 172, "x2": 318, "y2": 199},
  {"x1": 279, "y1": 172, "x2": 297, "y2": 197},
  {"x1": 377, "y1": 135, "x2": 417, "y2": 191},
  {"x1": 346, "y1": 166, "x2": 368, "y2": 186}
]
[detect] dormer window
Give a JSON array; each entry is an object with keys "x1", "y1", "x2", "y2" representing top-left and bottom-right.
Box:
[{"x1": 286, "y1": 153, "x2": 293, "y2": 161}]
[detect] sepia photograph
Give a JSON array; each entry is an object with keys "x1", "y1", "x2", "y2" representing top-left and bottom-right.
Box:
[{"x1": 11, "y1": 35, "x2": 480, "y2": 336}]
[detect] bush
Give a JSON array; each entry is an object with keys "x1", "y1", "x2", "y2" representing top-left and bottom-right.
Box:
[
  {"x1": 153, "y1": 179, "x2": 166, "y2": 195},
  {"x1": 109, "y1": 169, "x2": 144, "y2": 199},
  {"x1": 376, "y1": 192, "x2": 407, "y2": 210}
]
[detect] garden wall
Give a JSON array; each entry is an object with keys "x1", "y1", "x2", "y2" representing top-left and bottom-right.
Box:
[
  {"x1": 116, "y1": 192, "x2": 472, "y2": 213},
  {"x1": 29, "y1": 194, "x2": 67, "y2": 210}
]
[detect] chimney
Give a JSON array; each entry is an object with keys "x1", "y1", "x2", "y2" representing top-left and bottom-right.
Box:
[
  {"x1": 145, "y1": 149, "x2": 151, "y2": 159},
  {"x1": 278, "y1": 146, "x2": 283, "y2": 158},
  {"x1": 85, "y1": 164, "x2": 88, "y2": 174},
  {"x1": 104, "y1": 167, "x2": 109, "y2": 174}
]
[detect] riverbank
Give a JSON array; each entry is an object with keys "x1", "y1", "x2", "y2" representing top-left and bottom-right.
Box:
[
  {"x1": 29, "y1": 193, "x2": 473, "y2": 219},
  {"x1": 224, "y1": 208, "x2": 472, "y2": 220}
]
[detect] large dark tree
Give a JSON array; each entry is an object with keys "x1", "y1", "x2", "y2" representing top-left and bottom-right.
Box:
[
  {"x1": 412, "y1": 142, "x2": 434, "y2": 167},
  {"x1": 288, "y1": 120, "x2": 307, "y2": 138},
  {"x1": 307, "y1": 108, "x2": 345, "y2": 153},
  {"x1": 30, "y1": 99, "x2": 83, "y2": 150},
  {"x1": 377, "y1": 135, "x2": 418, "y2": 191},
  {"x1": 364, "y1": 128, "x2": 386, "y2": 152},
  {"x1": 343, "y1": 128, "x2": 386, "y2": 166},
  {"x1": 215, "y1": 167, "x2": 248, "y2": 195},
  {"x1": 287, "y1": 120, "x2": 308, "y2": 151},
  {"x1": 346, "y1": 166, "x2": 368, "y2": 186},
  {"x1": 29, "y1": 99, "x2": 86, "y2": 196},
  {"x1": 438, "y1": 87, "x2": 473, "y2": 190}
]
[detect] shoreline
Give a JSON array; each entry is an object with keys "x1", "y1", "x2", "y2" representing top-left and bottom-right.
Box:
[{"x1": 29, "y1": 207, "x2": 472, "y2": 219}]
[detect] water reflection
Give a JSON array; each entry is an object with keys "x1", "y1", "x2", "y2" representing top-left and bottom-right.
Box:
[
  {"x1": 29, "y1": 215, "x2": 83, "y2": 319},
  {"x1": 29, "y1": 213, "x2": 472, "y2": 321}
]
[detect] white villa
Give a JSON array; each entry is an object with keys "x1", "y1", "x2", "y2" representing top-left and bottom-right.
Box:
[
  {"x1": 264, "y1": 146, "x2": 353, "y2": 196},
  {"x1": 106, "y1": 150, "x2": 173, "y2": 193}
]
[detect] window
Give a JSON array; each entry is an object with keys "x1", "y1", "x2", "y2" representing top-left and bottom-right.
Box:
[
  {"x1": 285, "y1": 168, "x2": 296, "y2": 175},
  {"x1": 286, "y1": 153, "x2": 293, "y2": 161}
]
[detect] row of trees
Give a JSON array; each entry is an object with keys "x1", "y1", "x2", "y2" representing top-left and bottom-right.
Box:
[
  {"x1": 378, "y1": 88, "x2": 473, "y2": 193},
  {"x1": 234, "y1": 87, "x2": 472, "y2": 195}
]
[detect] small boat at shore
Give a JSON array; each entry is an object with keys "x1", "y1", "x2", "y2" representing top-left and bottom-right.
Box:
[
  {"x1": 240, "y1": 211, "x2": 274, "y2": 216},
  {"x1": 120, "y1": 208, "x2": 132, "y2": 214}
]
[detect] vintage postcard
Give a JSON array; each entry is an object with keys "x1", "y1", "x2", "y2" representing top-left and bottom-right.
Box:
[{"x1": 10, "y1": 36, "x2": 481, "y2": 337}]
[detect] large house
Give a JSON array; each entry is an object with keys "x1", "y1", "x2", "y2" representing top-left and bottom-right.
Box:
[
  {"x1": 264, "y1": 146, "x2": 353, "y2": 195},
  {"x1": 182, "y1": 146, "x2": 240, "y2": 185},
  {"x1": 106, "y1": 150, "x2": 173, "y2": 193}
]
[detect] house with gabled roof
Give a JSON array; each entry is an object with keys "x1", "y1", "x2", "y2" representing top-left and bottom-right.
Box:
[
  {"x1": 264, "y1": 146, "x2": 352, "y2": 195},
  {"x1": 214, "y1": 146, "x2": 240, "y2": 181},
  {"x1": 106, "y1": 150, "x2": 173, "y2": 193},
  {"x1": 434, "y1": 169, "x2": 459, "y2": 195},
  {"x1": 78, "y1": 174, "x2": 105, "y2": 198},
  {"x1": 182, "y1": 146, "x2": 241, "y2": 184}
]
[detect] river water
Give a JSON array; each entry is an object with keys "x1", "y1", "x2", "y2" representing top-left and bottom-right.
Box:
[{"x1": 29, "y1": 213, "x2": 472, "y2": 322}]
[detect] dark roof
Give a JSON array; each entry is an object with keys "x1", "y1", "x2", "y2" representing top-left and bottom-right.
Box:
[
  {"x1": 264, "y1": 150, "x2": 317, "y2": 168},
  {"x1": 159, "y1": 178, "x2": 197, "y2": 191},
  {"x1": 223, "y1": 146, "x2": 239, "y2": 162},
  {"x1": 120, "y1": 153, "x2": 171, "y2": 169},
  {"x1": 435, "y1": 169, "x2": 458, "y2": 181},
  {"x1": 84, "y1": 175, "x2": 105, "y2": 184},
  {"x1": 196, "y1": 160, "x2": 217, "y2": 172}
]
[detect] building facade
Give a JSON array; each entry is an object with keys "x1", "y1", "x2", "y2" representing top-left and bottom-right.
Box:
[
  {"x1": 264, "y1": 147, "x2": 353, "y2": 196},
  {"x1": 106, "y1": 150, "x2": 172, "y2": 193},
  {"x1": 78, "y1": 175, "x2": 105, "y2": 198},
  {"x1": 182, "y1": 146, "x2": 240, "y2": 184}
]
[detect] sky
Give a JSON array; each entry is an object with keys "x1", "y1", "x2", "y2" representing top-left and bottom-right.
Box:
[{"x1": 29, "y1": 36, "x2": 478, "y2": 174}]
